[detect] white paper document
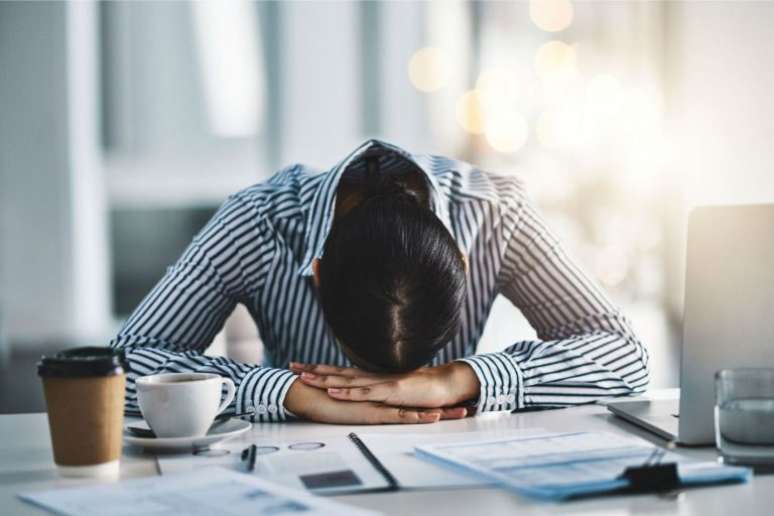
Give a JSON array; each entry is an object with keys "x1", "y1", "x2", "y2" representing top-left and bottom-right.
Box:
[
  {"x1": 156, "y1": 429, "x2": 547, "y2": 492},
  {"x1": 19, "y1": 467, "x2": 378, "y2": 516},
  {"x1": 357, "y1": 428, "x2": 546, "y2": 489},
  {"x1": 157, "y1": 436, "x2": 392, "y2": 495}
]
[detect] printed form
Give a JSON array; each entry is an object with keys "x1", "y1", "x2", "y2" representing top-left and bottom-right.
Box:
[{"x1": 19, "y1": 467, "x2": 378, "y2": 516}]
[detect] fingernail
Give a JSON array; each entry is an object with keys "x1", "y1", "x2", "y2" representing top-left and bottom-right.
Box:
[
  {"x1": 301, "y1": 372, "x2": 317, "y2": 379},
  {"x1": 328, "y1": 388, "x2": 341, "y2": 394}
]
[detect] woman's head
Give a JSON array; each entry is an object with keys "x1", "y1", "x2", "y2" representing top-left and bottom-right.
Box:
[{"x1": 316, "y1": 159, "x2": 466, "y2": 373}]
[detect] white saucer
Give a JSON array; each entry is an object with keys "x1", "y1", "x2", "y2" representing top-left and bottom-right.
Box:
[{"x1": 124, "y1": 418, "x2": 251, "y2": 452}]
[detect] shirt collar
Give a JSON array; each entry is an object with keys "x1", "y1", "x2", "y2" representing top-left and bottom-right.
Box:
[{"x1": 298, "y1": 139, "x2": 451, "y2": 276}]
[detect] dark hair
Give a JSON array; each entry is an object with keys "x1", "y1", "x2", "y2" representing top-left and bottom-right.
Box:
[{"x1": 318, "y1": 159, "x2": 466, "y2": 373}]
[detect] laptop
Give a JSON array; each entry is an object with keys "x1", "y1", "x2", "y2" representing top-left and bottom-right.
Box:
[{"x1": 608, "y1": 204, "x2": 774, "y2": 445}]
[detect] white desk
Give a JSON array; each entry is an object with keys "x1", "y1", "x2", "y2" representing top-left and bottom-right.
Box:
[{"x1": 1, "y1": 393, "x2": 771, "y2": 515}]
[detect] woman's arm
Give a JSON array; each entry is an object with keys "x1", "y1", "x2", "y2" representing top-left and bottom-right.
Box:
[
  {"x1": 111, "y1": 194, "x2": 297, "y2": 422},
  {"x1": 457, "y1": 193, "x2": 650, "y2": 413}
]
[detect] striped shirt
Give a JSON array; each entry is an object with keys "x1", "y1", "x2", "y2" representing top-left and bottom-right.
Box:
[{"x1": 111, "y1": 139, "x2": 649, "y2": 422}]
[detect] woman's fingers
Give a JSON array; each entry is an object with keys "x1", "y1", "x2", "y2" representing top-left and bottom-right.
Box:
[
  {"x1": 298, "y1": 372, "x2": 387, "y2": 389},
  {"x1": 329, "y1": 385, "x2": 468, "y2": 418},
  {"x1": 440, "y1": 407, "x2": 468, "y2": 420},
  {"x1": 290, "y1": 379, "x2": 442, "y2": 425},
  {"x1": 326, "y1": 380, "x2": 443, "y2": 408},
  {"x1": 369, "y1": 407, "x2": 441, "y2": 425},
  {"x1": 327, "y1": 383, "x2": 396, "y2": 403}
]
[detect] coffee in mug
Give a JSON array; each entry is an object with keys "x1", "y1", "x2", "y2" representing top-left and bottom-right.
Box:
[
  {"x1": 37, "y1": 347, "x2": 128, "y2": 478},
  {"x1": 136, "y1": 373, "x2": 235, "y2": 438}
]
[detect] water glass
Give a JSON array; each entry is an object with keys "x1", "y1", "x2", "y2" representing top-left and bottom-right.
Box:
[{"x1": 715, "y1": 368, "x2": 774, "y2": 465}]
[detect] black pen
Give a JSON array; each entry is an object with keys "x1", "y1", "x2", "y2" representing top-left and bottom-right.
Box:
[
  {"x1": 240, "y1": 444, "x2": 257, "y2": 472},
  {"x1": 348, "y1": 432, "x2": 399, "y2": 491}
]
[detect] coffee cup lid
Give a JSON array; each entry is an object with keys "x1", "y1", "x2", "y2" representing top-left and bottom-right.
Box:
[{"x1": 38, "y1": 347, "x2": 129, "y2": 378}]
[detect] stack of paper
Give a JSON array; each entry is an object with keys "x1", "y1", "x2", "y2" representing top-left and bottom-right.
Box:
[
  {"x1": 357, "y1": 429, "x2": 547, "y2": 489},
  {"x1": 415, "y1": 431, "x2": 751, "y2": 500}
]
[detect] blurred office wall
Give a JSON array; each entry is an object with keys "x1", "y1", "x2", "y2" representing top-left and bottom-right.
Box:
[
  {"x1": 667, "y1": 2, "x2": 774, "y2": 206},
  {"x1": 661, "y1": 1, "x2": 774, "y2": 354},
  {"x1": 4, "y1": 1, "x2": 774, "y2": 412},
  {"x1": 1, "y1": 1, "x2": 109, "y2": 347}
]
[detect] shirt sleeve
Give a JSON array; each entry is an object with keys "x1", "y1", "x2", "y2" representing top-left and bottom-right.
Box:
[
  {"x1": 110, "y1": 194, "x2": 297, "y2": 422},
  {"x1": 457, "y1": 189, "x2": 650, "y2": 414}
]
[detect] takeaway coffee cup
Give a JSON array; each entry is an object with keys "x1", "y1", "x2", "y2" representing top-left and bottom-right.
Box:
[
  {"x1": 37, "y1": 347, "x2": 128, "y2": 478},
  {"x1": 136, "y1": 373, "x2": 235, "y2": 438}
]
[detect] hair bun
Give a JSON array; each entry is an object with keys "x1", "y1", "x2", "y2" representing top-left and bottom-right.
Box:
[
  {"x1": 385, "y1": 182, "x2": 414, "y2": 198},
  {"x1": 367, "y1": 183, "x2": 422, "y2": 206},
  {"x1": 361, "y1": 157, "x2": 419, "y2": 204}
]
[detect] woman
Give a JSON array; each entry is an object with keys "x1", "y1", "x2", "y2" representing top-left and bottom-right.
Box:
[{"x1": 111, "y1": 139, "x2": 649, "y2": 424}]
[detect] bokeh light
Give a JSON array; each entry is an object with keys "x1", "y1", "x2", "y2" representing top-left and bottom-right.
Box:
[
  {"x1": 408, "y1": 46, "x2": 451, "y2": 93},
  {"x1": 595, "y1": 245, "x2": 630, "y2": 287},
  {"x1": 579, "y1": 73, "x2": 624, "y2": 143},
  {"x1": 621, "y1": 87, "x2": 662, "y2": 138},
  {"x1": 535, "y1": 40, "x2": 578, "y2": 81},
  {"x1": 484, "y1": 109, "x2": 529, "y2": 153},
  {"x1": 585, "y1": 73, "x2": 624, "y2": 118},
  {"x1": 467, "y1": 67, "x2": 531, "y2": 153},
  {"x1": 536, "y1": 107, "x2": 583, "y2": 149},
  {"x1": 476, "y1": 67, "x2": 520, "y2": 110},
  {"x1": 529, "y1": 0, "x2": 574, "y2": 33},
  {"x1": 455, "y1": 90, "x2": 485, "y2": 134}
]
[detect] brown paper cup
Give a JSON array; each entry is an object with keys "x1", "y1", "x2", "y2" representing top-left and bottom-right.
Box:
[
  {"x1": 38, "y1": 347, "x2": 128, "y2": 478},
  {"x1": 42, "y1": 375, "x2": 125, "y2": 472}
]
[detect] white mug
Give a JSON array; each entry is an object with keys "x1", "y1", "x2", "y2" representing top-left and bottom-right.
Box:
[{"x1": 136, "y1": 373, "x2": 236, "y2": 438}]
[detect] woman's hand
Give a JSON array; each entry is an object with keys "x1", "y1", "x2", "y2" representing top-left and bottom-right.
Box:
[
  {"x1": 284, "y1": 378, "x2": 468, "y2": 425},
  {"x1": 289, "y1": 361, "x2": 480, "y2": 409}
]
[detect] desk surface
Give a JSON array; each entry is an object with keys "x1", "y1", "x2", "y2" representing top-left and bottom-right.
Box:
[{"x1": 1, "y1": 391, "x2": 770, "y2": 516}]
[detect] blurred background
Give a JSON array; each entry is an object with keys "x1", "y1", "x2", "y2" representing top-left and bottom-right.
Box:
[{"x1": 2, "y1": 0, "x2": 774, "y2": 413}]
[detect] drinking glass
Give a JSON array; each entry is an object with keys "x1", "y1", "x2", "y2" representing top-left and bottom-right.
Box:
[{"x1": 715, "y1": 368, "x2": 774, "y2": 465}]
